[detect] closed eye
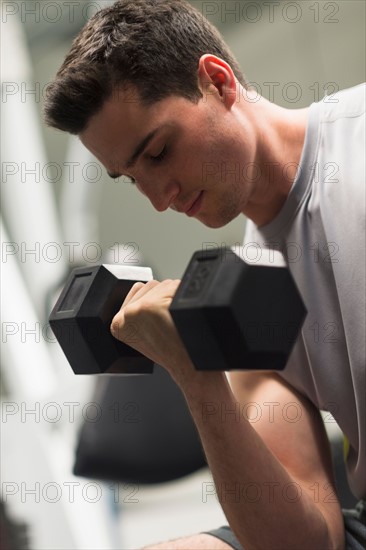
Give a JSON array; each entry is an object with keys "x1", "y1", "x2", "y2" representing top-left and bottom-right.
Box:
[{"x1": 150, "y1": 145, "x2": 168, "y2": 163}]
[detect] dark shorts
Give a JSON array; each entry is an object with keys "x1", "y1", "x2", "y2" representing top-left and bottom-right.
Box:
[{"x1": 202, "y1": 500, "x2": 366, "y2": 550}]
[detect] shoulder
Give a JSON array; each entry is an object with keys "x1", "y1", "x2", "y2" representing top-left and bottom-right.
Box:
[{"x1": 319, "y1": 82, "x2": 365, "y2": 123}]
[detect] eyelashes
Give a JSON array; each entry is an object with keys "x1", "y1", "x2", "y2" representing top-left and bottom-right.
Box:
[
  {"x1": 150, "y1": 145, "x2": 168, "y2": 163},
  {"x1": 125, "y1": 145, "x2": 169, "y2": 185}
]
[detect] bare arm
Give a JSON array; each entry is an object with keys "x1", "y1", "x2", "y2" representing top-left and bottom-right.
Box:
[
  {"x1": 111, "y1": 280, "x2": 345, "y2": 550},
  {"x1": 179, "y1": 369, "x2": 344, "y2": 550}
]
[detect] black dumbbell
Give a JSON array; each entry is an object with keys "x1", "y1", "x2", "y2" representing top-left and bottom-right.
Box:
[
  {"x1": 170, "y1": 247, "x2": 306, "y2": 371},
  {"x1": 49, "y1": 248, "x2": 307, "y2": 374},
  {"x1": 49, "y1": 264, "x2": 154, "y2": 374}
]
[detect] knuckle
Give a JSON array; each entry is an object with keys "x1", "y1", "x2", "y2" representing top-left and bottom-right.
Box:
[
  {"x1": 132, "y1": 281, "x2": 145, "y2": 290},
  {"x1": 124, "y1": 300, "x2": 151, "y2": 319},
  {"x1": 110, "y1": 316, "x2": 120, "y2": 336},
  {"x1": 123, "y1": 303, "x2": 138, "y2": 320},
  {"x1": 145, "y1": 279, "x2": 159, "y2": 288}
]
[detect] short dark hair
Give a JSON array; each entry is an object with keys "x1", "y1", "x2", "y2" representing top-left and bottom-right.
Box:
[{"x1": 43, "y1": 0, "x2": 247, "y2": 134}]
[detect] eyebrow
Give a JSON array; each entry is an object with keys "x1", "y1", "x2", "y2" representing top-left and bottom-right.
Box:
[{"x1": 107, "y1": 127, "x2": 160, "y2": 179}]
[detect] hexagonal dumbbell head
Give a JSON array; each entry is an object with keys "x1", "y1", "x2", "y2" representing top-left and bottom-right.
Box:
[
  {"x1": 49, "y1": 264, "x2": 154, "y2": 374},
  {"x1": 170, "y1": 247, "x2": 307, "y2": 371}
]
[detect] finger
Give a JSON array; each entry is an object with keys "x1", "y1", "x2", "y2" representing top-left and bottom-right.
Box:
[
  {"x1": 129, "y1": 279, "x2": 180, "y2": 301},
  {"x1": 125, "y1": 279, "x2": 161, "y2": 306},
  {"x1": 110, "y1": 308, "x2": 137, "y2": 344},
  {"x1": 137, "y1": 279, "x2": 181, "y2": 306},
  {"x1": 110, "y1": 279, "x2": 181, "y2": 342},
  {"x1": 154, "y1": 279, "x2": 181, "y2": 297},
  {"x1": 122, "y1": 280, "x2": 159, "y2": 308},
  {"x1": 134, "y1": 279, "x2": 180, "y2": 299},
  {"x1": 123, "y1": 281, "x2": 145, "y2": 304}
]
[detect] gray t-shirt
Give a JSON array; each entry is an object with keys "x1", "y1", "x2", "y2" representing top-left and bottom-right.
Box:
[{"x1": 243, "y1": 83, "x2": 365, "y2": 499}]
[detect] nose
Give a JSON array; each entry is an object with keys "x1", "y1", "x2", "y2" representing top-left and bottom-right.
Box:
[{"x1": 138, "y1": 179, "x2": 180, "y2": 212}]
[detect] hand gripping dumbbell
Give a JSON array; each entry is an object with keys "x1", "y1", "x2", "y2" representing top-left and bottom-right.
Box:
[{"x1": 49, "y1": 247, "x2": 307, "y2": 374}]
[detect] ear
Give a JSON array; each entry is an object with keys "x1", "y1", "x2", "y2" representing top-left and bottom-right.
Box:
[{"x1": 197, "y1": 54, "x2": 238, "y2": 109}]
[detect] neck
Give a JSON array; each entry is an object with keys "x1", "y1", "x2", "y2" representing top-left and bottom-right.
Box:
[{"x1": 241, "y1": 92, "x2": 309, "y2": 227}]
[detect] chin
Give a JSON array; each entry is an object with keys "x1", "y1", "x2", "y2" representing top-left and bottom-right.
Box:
[{"x1": 197, "y1": 212, "x2": 237, "y2": 229}]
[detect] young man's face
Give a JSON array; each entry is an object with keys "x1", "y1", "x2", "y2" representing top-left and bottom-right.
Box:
[{"x1": 80, "y1": 85, "x2": 256, "y2": 228}]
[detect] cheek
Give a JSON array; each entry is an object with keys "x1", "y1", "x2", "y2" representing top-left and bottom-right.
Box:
[
  {"x1": 179, "y1": 139, "x2": 218, "y2": 187},
  {"x1": 173, "y1": 142, "x2": 200, "y2": 183}
]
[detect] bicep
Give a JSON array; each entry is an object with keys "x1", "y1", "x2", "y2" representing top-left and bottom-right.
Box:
[
  {"x1": 227, "y1": 371, "x2": 341, "y2": 510},
  {"x1": 226, "y1": 371, "x2": 345, "y2": 548}
]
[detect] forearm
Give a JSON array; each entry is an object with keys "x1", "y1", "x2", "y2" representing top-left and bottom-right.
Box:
[
  {"x1": 179, "y1": 369, "x2": 334, "y2": 550},
  {"x1": 110, "y1": 281, "x2": 340, "y2": 548}
]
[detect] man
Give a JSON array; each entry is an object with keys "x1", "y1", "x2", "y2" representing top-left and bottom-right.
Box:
[{"x1": 44, "y1": 1, "x2": 365, "y2": 548}]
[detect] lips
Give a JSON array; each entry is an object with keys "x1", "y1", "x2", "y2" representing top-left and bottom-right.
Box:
[{"x1": 185, "y1": 191, "x2": 204, "y2": 217}]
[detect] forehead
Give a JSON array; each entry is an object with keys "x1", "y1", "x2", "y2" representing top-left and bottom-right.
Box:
[{"x1": 79, "y1": 88, "x2": 198, "y2": 173}]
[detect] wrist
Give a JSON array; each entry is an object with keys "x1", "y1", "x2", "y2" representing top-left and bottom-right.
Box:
[{"x1": 177, "y1": 368, "x2": 230, "y2": 401}]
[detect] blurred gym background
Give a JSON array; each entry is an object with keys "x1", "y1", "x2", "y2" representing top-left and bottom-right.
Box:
[{"x1": 1, "y1": 1, "x2": 365, "y2": 549}]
